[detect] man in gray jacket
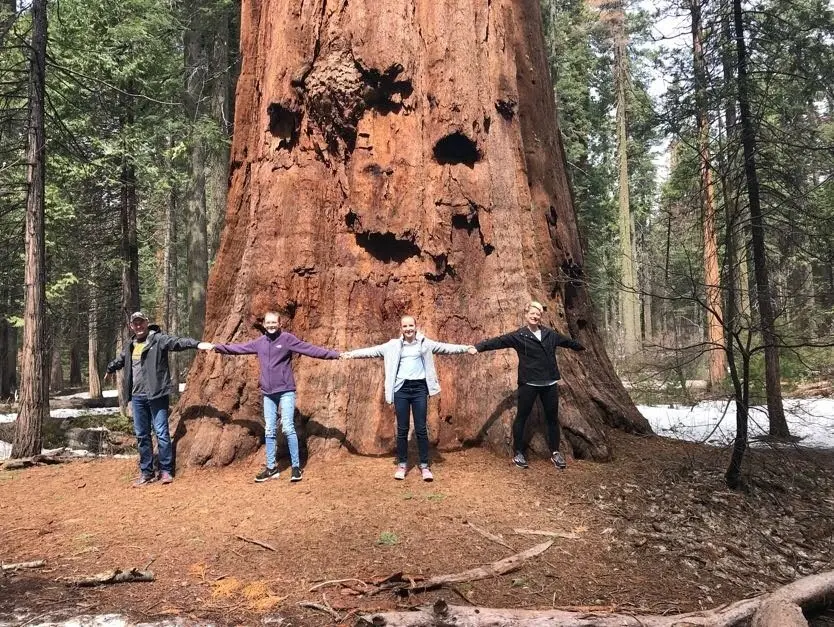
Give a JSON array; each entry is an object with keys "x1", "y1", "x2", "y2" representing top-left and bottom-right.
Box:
[{"x1": 342, "y1": 316, "x2": 473, "y2": 481}]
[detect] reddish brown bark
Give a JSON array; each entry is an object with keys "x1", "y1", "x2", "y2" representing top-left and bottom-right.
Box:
[{"x1": 171, "y1": 0, "x2": 650, "y2": 467}]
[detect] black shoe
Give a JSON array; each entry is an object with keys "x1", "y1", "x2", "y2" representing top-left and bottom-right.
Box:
[
  {"x1": 254, "y1": 466, "x2": 280, "y2": 483},
  {"x1": 290, "y1": 467, "x2": 303, "y2": 482},
  {"x1": 512, "y1": 452, "x2": 529, "y2": 468},
  {"x1": 550, "y1": 451, "x2": 567, "y2": 470}
]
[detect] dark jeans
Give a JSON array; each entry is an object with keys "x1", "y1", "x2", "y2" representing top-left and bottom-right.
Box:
[
  {"x1": 393, "y1": 379, "x2": 429, "y2": 466},
  {"x1": 132, "y1": 394, "x2": 172, "y2": 475},
  {"x1": 514, "y1": 384, "x2": 560, "y2": 453}
]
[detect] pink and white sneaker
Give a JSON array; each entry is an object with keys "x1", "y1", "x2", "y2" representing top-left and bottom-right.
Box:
[
  {"x1": 394, "y1": 463, "x2": 408, "y2": 480},
  {"x1": 420, "y1": 465, "x2": 434, "y2": 482}
]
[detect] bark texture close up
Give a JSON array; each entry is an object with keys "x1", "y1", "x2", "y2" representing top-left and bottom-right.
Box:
[{"x1": 171, "y1": 0, "x2": 650, "y2": 467}]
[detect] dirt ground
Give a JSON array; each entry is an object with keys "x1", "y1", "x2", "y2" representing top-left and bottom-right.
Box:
[{"x1": 2, "y1": 432, "x2": 834, "y2": 626}]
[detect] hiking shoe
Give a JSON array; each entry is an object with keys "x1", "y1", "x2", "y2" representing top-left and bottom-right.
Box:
[
  {"x1": 290, "y1": 467, "x2": 303, "y2": 482},
  {"x1": 512, "y1": 452, "x2": 529, "y2": 468},
  {"x1": 394, "y1": 463, "x2": 407, "y2": 480},
  {"x1": 550, "y1": 451, "x2": 567, "y2": 470},
  {"x1": 132, "y1": 473, "x2": 156, "y2": 487},
  {"x1": 420, "y1": 465, "x2": 434, "y2": 482},
  {"x1": 254, "y1": 467, "x2": 280, "y2": 483},
  {"x1": 159, "y1": 471, "x2": 174, "y2": 484}
]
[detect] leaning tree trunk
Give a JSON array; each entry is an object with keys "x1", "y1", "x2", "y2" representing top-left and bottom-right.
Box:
[{"x1": 171, "y1": 0, "x2": 650, "y2": 467}]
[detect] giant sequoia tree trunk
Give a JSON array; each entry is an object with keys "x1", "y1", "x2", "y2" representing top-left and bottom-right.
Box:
[{"x1": 171, "y1": 0, "x2": 650, "y2": 467}]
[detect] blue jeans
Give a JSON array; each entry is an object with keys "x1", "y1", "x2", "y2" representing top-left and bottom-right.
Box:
[
  {"x1": 263, "y1": 391, "x2": 299, "y2": 469},
  {"x1": 393, "y1": 379, "x2": 429, "y2": 466},
  {"x1": 131, "y1": 395, "x2": 172, "y2": 475}
]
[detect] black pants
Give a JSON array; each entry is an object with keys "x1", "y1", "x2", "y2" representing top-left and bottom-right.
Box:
[{"x1": 514, "y1": 383, "x2": 560, "y2": 453}]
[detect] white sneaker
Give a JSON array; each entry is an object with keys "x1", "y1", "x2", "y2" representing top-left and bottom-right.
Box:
[{"x1": 394, "y1": 463, "x2": 407, "y2": 480}]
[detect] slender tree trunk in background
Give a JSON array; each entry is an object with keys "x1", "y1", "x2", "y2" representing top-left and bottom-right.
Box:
[
  {"x1": 68, "y1": 285, "x2": 82, "y2": 386},
  {"x1": 206, "y1": 10, "x2": 232, "y2": 261},
  {"x1": 718, "y1": 8, "x2": 751, "y2": 323},
  {"x1": 12, "y1": 0, "x2": 48, "y2": 458},
  {"x1": 0, "y1": 315, "x2": 16, "y2": 400},
  {"x1": 733, "y1": 0, "x2": 789, "y2": 438},
  {"x1": 611, "y1": 4, "x2": 640, "y2": 356},
  {"x1": 184, "y1": 8, "x2": 209, "y2": 345},
  {"x1": 118, "y1": 91, "x2": 140, "y2": 415},
  {"x1": 87, "y1": 287, "x2": 102, "y2": 400},
  {"x1": 163, "y1": 159, "x2": 179, "y2": 389},
  {"x1": 691, "y1": 0, "x2": 726, "y2": 388},
  {"x1": 49, "y1": 333, "x2": 63, "y2": 393},
  {"x1": 171, "y1": 0, "x2": 651, "y2": 467}
]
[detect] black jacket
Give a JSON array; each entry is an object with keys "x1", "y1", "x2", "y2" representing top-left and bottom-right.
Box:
[
  {"x1": 106, "y1": 325, "x2": 200, "y2": 401},
  {"x1": 475, "y1": 325, "x2": 584, "y2": 385}
]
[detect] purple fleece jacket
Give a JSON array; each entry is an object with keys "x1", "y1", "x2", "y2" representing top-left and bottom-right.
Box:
[{"x1": 213, "y1": 331, "x2": 339, "y2": 395}]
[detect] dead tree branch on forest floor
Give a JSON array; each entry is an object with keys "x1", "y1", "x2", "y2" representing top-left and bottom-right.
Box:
[
  {"x1": 361, "y1": 540, "x2": 554, "y2": 595},
  {"x1": 466, "y1": 521, "x2": 515, "y2": 550},
  {"x1": 62, "y1": 568, "x2": 154, "y2": 587},
  {"x1": 359, "y1": 569, "x2": 834, "y2": 626},
  {"x1": 1, "y1": 560, "x2": 45, "y2": 571},
  {"x1": 234, "y1": 534, "x2": 276, "y2": 552},
  {"x1": 2, "y1": 453, "x2": 69, "y2": 470}
]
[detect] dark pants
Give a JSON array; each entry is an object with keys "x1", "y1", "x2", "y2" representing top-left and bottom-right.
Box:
[
  {"x1": 131, "y1": 394, "x2": 172, "y2": 475},
  {"x1": 514, "y1": 384, "x2": 560, "y2": 453},
  {"x1": 393, "y1": 379, "x2": 429, "y2": 466}
]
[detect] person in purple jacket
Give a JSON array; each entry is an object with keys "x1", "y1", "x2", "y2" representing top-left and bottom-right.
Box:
[{"x1": 210, "y1": 311, "x2": 339, "y2": 483}]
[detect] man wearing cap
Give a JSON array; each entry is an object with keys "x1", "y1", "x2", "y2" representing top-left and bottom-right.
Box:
[{"x1": 106, "y1": 312, "x2": 213, "y2": 486}]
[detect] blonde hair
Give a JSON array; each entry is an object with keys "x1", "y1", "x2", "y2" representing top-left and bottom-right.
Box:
[{"x1": 526, "y1": 301, "x2": 544, "y2": 314}]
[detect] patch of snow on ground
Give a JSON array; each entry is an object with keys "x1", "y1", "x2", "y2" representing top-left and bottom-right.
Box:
[
  {"x1": 639, "y1": 397, "x2": 834, "y2": 447},
  {"x1": 0, "y1": 406, "x2": 119, "y2": 424},
  {"x1": 0, "y1": 440, "x2": 10, "y2": 459}
]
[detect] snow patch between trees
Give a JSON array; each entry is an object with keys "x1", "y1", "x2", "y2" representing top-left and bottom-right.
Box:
[{"x1": 639, "y1": 398, "x2": 834, "y2": 447}]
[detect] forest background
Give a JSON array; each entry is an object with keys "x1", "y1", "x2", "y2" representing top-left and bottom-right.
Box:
[{"x1": 0, "y1": 0, "x2": 833, "y2": 474}]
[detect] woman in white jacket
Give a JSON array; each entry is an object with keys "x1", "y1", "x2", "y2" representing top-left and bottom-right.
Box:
[{"x1": 342, "y1": 316, "x2": 474, "y2": 481}]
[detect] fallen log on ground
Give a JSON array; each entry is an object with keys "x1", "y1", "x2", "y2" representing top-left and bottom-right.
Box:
[
  {"x1": 1, "y1": 560, "x2": 45, "y2": 571},
  {"x1": 360, "y1": 569, "x2": 834, "y2": 626},
  {"x1": 63, "y1": 568, "x2": 154, "y2": 587},
  {"x1": 2, "y1": 453, "x2": 69, "y2": 471},
  {"x1": 368, "y1": 540, "x2": 553, "y2": 595}
]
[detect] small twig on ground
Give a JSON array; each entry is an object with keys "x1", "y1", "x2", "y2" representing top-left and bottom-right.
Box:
[
  {"x1": 466, "y1": 521, "x2": 515, "y2": 550},
  {"x1": 309, "y1": 578, "x2": 369, "y2": 592},
  {"x1": 1, "y1": 560, "x2": 46, "y2": 571},
  {"x1": 234, "y1": 534, "x2": 277, "y2": 552},
  {"x1": 299, "y1": 600, "x2": 340, "y2": 620},
  {"x1": 142, "y1": 556, "x2": 157, "y2": 571},
  {"x1": 513, "y1": 528, "x2": 579, "y2": 540},
  {"x1": 63, "y1": 568, "x2": 154, "y2": 587}
]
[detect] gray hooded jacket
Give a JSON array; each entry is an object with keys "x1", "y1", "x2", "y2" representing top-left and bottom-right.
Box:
[{"x1": 343, "y1": 333, "x2": 470, "y2": 404}]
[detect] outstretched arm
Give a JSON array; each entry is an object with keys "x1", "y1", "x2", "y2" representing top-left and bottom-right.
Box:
[
  {"x1": 474, "y1": 332, "x2": 518, "y2": 353},
  {"x1": 213, "y1": 339, "x2": 260, "y2": 355},
  {"x1": 106, "y1": 350, "x2": 126, "y2": 374},
  {"x1": 341, "y1": 342, "x2": 388, "y2": 359},
  {"x1": 426, "y1": 339, "x2": 475, "y2": 355},
  {"x1": 286, "y1": 334, "x2": 339, "y2": 359},
  {"x1": 155, "y1": 333, "x2": 201, "y2": 352},
  {"x1": 555, "y1": 333, "x2": 585, "y2": 352}
]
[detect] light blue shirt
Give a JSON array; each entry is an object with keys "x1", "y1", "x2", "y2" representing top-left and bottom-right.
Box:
[{"x1": 394, "y1": 340, "x2": 426, "y2": 391}]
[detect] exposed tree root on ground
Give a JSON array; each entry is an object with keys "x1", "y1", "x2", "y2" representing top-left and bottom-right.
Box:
[{"x1": 361, "y1": 570, "x2": 834, "y2": 626}]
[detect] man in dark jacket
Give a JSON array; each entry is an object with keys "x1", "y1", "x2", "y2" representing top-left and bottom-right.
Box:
[
  {"x1": 473, "y1": 301, "x2": 584, "y2": 470},
  {"x1": 106, "y1": 311, "x2": 212, "y2": 486}
]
